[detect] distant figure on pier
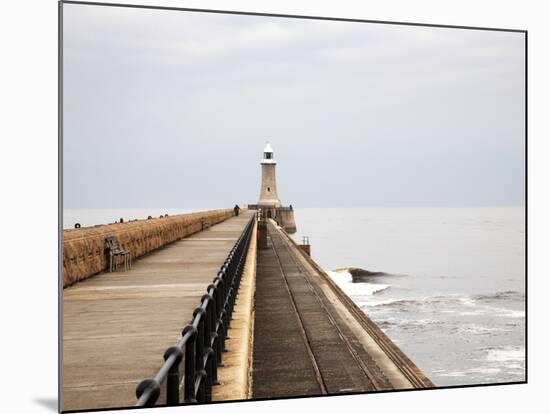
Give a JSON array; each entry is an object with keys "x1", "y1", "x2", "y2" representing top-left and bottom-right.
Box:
[{"x1": 234, "y1": 204, "x2": 241, "y2": 216}]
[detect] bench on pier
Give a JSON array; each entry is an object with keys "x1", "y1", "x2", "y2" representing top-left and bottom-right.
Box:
[{"x1": 105, "y1": 235, "x2": 132, "y2": 272}]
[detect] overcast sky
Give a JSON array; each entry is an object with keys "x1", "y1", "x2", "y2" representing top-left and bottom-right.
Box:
[{"x1": 63, "y1": 4, "x2": 525, "y2": 208}]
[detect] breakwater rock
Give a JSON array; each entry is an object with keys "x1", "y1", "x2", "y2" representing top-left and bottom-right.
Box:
[{"x1": 334, "y1": 267, "x2": 388, "y2": 283}]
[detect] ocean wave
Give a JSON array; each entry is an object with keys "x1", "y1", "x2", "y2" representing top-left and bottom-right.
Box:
[
  {"x1": 375, "y1": 320, "x2": 395, "y2": 329},
  {"x1": 363, "y1": 292, "x2": 525, "y2": 316},
  {"x1": 326, "y1": 270, "x2": 391, "y2": 297},
  {"x1": 438, "y1": 367, "x2": 503, "y2": 377},
  {"x1": 333, "y1": 267, "x2": 388, "y2": 281},
  {"x1": 452, "y1": 324, "x2": 506, "y2": 335},
  {"x1": 455, "y1": 305, "x2": 524, "y2": 319},
  {"x1": 483, "y1": 306, "x2": 525, "y2": 319},
  {"x1": 458, "y1": 310, "x2": 486, "y2": 316},
  {"x1": 474, "y1": 291, "x2": 525, "y2": 302},
  {"x1": 371, "y1": 299, "x2": 421, "y2": 309},
  {"x1": 501, "y1": 309, "x2": 525, "y2": 319},
  {"x1": 437, "y1": 371, "x2": 468, "y2": 377},
  {"x1": 485, "y1": 346, "x2": 525, "y2": 363},
  {"x1": 364, "y1": 316, "x2": 445, "y2": 333},
  {"x1": 368, "y1": 295, "x2": 466, "y2": 310}
]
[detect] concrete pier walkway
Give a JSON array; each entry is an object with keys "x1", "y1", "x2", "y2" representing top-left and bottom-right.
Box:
[
  {"x1": 62, "y1": 210, "x2": 255, "y2": 411},
  {"x1": 251, "y1": 220, "x2": 433, "y2": 399}
]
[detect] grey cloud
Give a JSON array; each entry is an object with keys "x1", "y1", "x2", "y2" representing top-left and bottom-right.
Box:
[{"x1": 63, "y1": 5, "x2": 525, "y2": 208}]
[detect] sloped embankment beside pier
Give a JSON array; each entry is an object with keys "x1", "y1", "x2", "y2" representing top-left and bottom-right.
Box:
[{"x1": 63, "y1": 209, "x2": 234, "y2": 287}]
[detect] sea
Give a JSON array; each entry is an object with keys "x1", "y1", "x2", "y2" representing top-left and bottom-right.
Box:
[
  {"x1": 63, "y1": 206, "x2": 526, "y2": 386},
  {"x1": 291, "y1": 207, "x2": 526, "y2": 387}
]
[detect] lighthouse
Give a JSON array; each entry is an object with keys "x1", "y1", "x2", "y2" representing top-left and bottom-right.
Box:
[
  {"x1": 258, "y1": 142, "x2": 281, "y2": 212},
  {"x1": 256, "y1": 142, "x2": 296, "y2": 233}
]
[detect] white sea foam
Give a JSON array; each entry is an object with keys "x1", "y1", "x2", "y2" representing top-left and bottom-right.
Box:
[
  {"x1": 500, "y1": 309, "x2": 526, "y2": 319},
  {"x1": 459, "y1": 297, "x2": 477, "y2": 307},
  {"x1": 458, "y1": 324, "x2": 505, "y2": 335},
  {"x1": 438, "y1": 366, "x2": 508, "y2": 378},
  {"x1": 480, "y1": 305, "x2": 526, "y2": 319},
  {"x1": 458, "y1": 310, "x2": 485, "y2": 316},
  {"x1": 326, "y1": 270, "x2": 390, "y2": 298},
  {"x1": 455, "y1": 303, "x2": 525, "y2": 319},
  {"x1": 468, "y1": 367, "x2": 503, "y2": 375},
  {"x1": 486, "y1": 346, "x2": 525, "y2": 363},
  {"x1": 507, "y1": 311, "x2": 525, "y2": 319},
  {"x1": 438, "y1": 371, "x2": 468, "y2": 377}
]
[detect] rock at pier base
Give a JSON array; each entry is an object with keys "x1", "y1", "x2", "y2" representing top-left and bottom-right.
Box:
[{"x1": 334, "y1": 267, "x2": 387, "y2": 283}]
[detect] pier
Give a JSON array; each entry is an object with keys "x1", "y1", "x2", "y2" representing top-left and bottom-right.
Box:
[
  {"x1": 62, "y1": 210, "x2": 256, "y2": 411},
  {"x1": 252, "y1": 220, "x2": 433, "y2": 398},
  {"x1": 62, "y1": 145, "x2": 432, "y2": 412},
  {"x1": 62, "y1": 209, "x2": 433, "y2": 412}
]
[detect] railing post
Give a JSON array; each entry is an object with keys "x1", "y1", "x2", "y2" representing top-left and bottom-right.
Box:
[
  {"x1": 221, "y1": 266, "x2": 229, "y2": 297},
  {"x1": 219, "y1": 268, "x2": 230, "y2": 342},
  {"x1": 193, "y1": 308, "x2": 207, "y2": 402},
  {"x1": 205, "y1": 287, "x2": 220, "y2": 385},
  {"x1": 227, "y1": 253, "x2": 235, "y2": 276},
  {"x1": 220, "y1": 307, "x2": 229, "y2": 349},
  {"x1": 194, "y1": 308, "x2": 206, "y2": 367},
  {"x1": 213, "y1": 277, "x2": 224, "y2": 365},
  {"x1": 196, "y1": 369, "x2": 207, "y2": 403},
  {"x1": 201, "y1": 295, "x2": 214, "y2": 401},
  {"x1": 163, "y1": 346, "x2": 183, "y2": 405},
  {"x1": 182, "y1": 325, "x2": 198, "y2": 404},
  {"x1": 228, "y1": 253, "x2": 240, "y2": 321},
  {"x1": 204, "y1": 349, "x2": 214, "y2": 402},
  {"x1": 227, "y1": 285, "x2": 235, "y2": 323}
]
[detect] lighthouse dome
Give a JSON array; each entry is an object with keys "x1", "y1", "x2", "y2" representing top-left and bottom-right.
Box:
[{"x1": 262, "y1": 142, "x2": 276, "y2": 164}]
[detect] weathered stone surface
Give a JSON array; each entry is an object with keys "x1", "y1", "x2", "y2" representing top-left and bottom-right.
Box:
[
  {"x1": 63, "y1": 209, "x2": 234, "y2": 287},
  {"x1": 278, "y1": 207, "x2": 297, "y2": 233}
]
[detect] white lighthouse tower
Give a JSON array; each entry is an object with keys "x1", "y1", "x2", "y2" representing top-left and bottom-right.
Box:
[
  {"x1": 258, "y1": 142, "x2": 281, "y2": 213},
  {"x1": 256, "y1": 142, "x2": 296, "y2": 232}
]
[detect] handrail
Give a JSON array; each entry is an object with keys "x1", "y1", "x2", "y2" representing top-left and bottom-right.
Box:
[{"x1": 135, "y1": 214, "x2": 256, "y2": 407}]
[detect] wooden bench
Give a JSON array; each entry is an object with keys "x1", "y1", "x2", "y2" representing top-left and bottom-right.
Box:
[{"x1": 105, "y1": 235, "x2": 132, "y2": 272}]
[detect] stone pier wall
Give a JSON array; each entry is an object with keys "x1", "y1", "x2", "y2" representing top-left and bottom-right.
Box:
[
  {"x1": 246, "y1": 204, "x2": 296, "y2": 233},
  {"x1": 278, "y1": 208, "x2": 296, "y2": 233},
  {"x1": 63, "y1": 209, "x2": 234, "y2": 288}
]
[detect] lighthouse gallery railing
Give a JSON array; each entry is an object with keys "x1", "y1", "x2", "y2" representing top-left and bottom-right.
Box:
[{"x1": 135, "y1": 214, "x2": 256, "y2": 406}]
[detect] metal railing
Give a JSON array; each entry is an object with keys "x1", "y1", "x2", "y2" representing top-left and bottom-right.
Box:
[{"x1": 135, "y1": 214, "x2": 256, "y2": 407}]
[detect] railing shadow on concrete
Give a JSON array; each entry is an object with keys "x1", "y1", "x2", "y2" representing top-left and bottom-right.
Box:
[{"x1": 135, "y1": 214, "x2": 256, "y2": 407}]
